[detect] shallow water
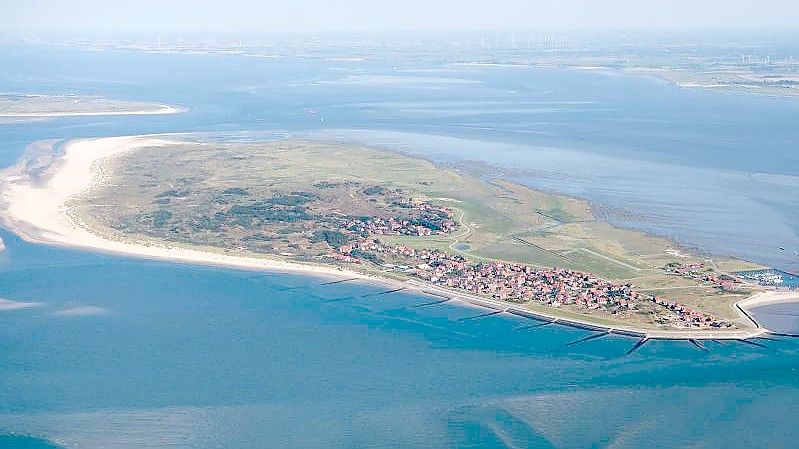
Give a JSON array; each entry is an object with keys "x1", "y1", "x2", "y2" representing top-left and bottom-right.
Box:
[
  {"x1": 2, "y1": 43, "x2": 798, "y2": 270},
  {"x1": 751, "y1": 301, "x2": 799, "y2": 335},
  {"x1": 1, "y1": 228, "x2": 798, "y2": 448},
  {"x1": 1, "y1": 43, "x2": 799, "y2": 448}
]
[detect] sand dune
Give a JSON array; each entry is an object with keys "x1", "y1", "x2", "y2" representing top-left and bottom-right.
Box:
[{"x1": 0, "y1": 135, "x2": 370, "y2": 282}]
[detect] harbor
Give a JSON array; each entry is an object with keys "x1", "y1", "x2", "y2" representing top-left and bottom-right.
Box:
[{"x1": 735, "y1": 268, "x2": 799, "y2": 289}]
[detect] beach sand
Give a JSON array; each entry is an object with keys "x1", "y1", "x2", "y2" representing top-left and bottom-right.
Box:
[{"x1": 737, "y1": 290, "x2": 799, "y2": 309}]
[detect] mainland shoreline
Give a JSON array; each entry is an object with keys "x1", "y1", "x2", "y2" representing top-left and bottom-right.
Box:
[{"x1": 0, "y1": 134, "x2": 793, "y2": 340}]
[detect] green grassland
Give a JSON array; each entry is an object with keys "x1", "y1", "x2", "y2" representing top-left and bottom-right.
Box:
[{"x1": 76, "y1": 138, "x2": 765, "y2": 327}]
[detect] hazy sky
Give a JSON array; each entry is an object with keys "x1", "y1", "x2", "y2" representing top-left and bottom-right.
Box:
[{"x1": 1, "y1": 0, "x2": 797, "y2": 34}]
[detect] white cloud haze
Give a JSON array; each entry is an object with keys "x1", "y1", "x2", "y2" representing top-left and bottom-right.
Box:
[{"x1": 1, "y1": 0, "x2": 797, "y2": 34}]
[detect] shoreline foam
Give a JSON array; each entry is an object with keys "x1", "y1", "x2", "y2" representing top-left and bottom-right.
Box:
[{"x1": 0, "y1": 135, "x2": 783, "y2": 340}]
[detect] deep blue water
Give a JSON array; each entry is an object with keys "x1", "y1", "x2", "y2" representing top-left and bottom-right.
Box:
[{"x1": 1, "y1": 43, "x2": 799, "y2": 448}]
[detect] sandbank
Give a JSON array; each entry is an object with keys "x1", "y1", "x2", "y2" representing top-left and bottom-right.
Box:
[{"x1": 0, "y1": 104, "x2": 184, "y2": 118}]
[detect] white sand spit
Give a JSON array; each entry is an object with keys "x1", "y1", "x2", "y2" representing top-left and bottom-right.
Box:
[
  {"x1": 55, "y1": 305, "x2": 109, "y2": 316},
  {"x1": 0, "y1": 104, "x2": 184, "y2": 118},
  {"x1": 0, "y1": 298, "x2": 43, "y2": 311}
]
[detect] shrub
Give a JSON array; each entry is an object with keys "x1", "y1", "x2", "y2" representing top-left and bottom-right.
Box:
[{"x1": 310, "y1": 229, "x2": 350, "y2": 247}]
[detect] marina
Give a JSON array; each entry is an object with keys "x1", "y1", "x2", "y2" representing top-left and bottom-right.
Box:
[{"x1": 735, "y1": 268, "x2": 799, "y2": 289}]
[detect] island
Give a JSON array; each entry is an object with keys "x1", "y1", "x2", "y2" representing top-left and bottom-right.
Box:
[
  {"x1": 0, "y1": 93, "x2": 182, "y2": 120},
  {"x1": 2, "y1": 134, "x2": 796, "y2": 339}
]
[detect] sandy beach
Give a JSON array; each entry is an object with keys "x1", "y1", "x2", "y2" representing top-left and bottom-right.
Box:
[
  {"x1": 0, "y1": 135, "x2": 787, "y2": 339},
  {"x1": 0, "y1": 104, "x2": 184, "y2": 118},
  {"x1": 737, "y1": 290, "x2": 799, "y2": 309}
]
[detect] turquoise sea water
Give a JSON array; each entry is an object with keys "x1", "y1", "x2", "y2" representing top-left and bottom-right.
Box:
[{"x1": 1, "y1": 43, "x2": 799, "y2": 448}]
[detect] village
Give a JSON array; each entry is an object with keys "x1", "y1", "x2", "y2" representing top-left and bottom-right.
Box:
[
  {"x1": 664, "y1": 261, "x2": 742, "y2": 291},
  {"x1": 322, "y1": 203, "x2": 732, "y2": 329},
  {"x1": 338, "y1": 201, "x2": 458, "y2": 237}
]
